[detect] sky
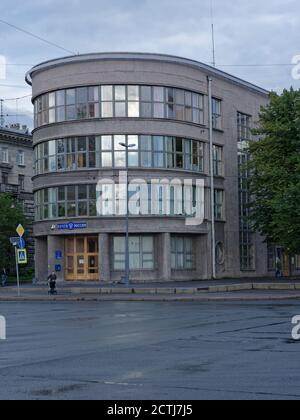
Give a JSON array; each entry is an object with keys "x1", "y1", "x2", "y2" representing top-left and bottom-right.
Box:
[{"x1": 0, "y1": 0, "x2": 299, "y2": 130}]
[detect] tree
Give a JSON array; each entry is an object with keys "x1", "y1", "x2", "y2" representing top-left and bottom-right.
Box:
[
  {"x1": 247, "y1": 88, "x2": 300, "y2": 255},
  {"x1": 0, "y1": 194, "x2": 27, "y2": 271}
]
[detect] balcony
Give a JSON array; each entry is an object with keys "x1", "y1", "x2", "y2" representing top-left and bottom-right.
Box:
[{"x1": 0, "y1": 183, "x2": 20, "y2": 195}]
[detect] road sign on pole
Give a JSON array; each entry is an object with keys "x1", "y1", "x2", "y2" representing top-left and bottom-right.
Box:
[
  {"x1": 17, "y1": 249, "x2": 27, "y2": 265},
  {"x1": 16, "y1": 224, "x2": 25, "y2": 238},
  {"x1": 10, "y1": 237, "x2": 20, "y2": 247},
  {"x1": 18, "y1": 238, "x2": 25, "y2": 249},
  {"x1": 14, "y1": 247, "x2": 20, "y2": 297}
]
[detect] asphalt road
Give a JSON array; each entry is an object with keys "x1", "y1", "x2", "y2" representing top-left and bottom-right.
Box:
[{"x1": 0, "y1": 300, "x2": 300, "y2": 400}]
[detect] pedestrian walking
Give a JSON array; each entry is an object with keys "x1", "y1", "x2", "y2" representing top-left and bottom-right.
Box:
[{"x1": 48, "y1": 272, "x2": 57, "y2": 295}]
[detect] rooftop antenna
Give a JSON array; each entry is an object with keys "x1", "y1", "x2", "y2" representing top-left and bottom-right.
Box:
[
  {"x1": 0, "y1": 99, "x2": 5, "y2": 127},
  {"x1": 210, "y1": 0, "x2": 216, "y2": 67}
]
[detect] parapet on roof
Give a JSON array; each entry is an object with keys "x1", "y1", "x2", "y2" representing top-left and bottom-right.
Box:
[{"x1": 25, "y1": 52, "x2": 269, "y2": 96}]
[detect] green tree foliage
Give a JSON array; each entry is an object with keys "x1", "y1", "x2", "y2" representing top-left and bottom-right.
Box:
[
  {"x1": 0, "y1": 194, "x2": 27, "y2": 271},
  {"x1": 248, "y1": 88, "x2": 300, "y2": 255}
]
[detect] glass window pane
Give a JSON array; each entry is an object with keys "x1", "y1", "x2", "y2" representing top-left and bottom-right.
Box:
[
  {"x1": 78, "y1": 201, "x2": 87, "y2": 216},
  {"x1": 78, "y1": 185, "x2": 87, "y2": 200},
  {"x1": 77, "y1": 87, "x2": 88, "y2": 103},
  {"x1": 114, "y1": 237, "x2": 125, "y2": 253},
  {"x1": 153, "y1": 103, "x2": 165, "y2": 118},
  {"x1": 128, "y1": 102, "x2": 139, "y2": 117},
  {"x1": 153, "y1": 136, "x2": 164, "y2": 152},
  {"x1": 128, "y1": 135, "x2": 138, "y2": 149},
  {"x1": 88, "y1": 87, "x2": 99, "y2": 102},
  {"x1": 102, "y1": 152, "x2": 112, "y2": 167},
  {"x1": 114, "y1": 136, "x2": 126, "y2": 150},
  {"x1": 175, "y1": 89, "x2": 185, "y2": 105},
  {"x1": 66, "y1": 89, "x2": 76, "y2": 105},
  {"x1": 56, "y1": 107, "x2": 65, "y2": 122},
  {"x1": 58, "y1": 186, "x2": 65, "y2": 201},
  {"x1": 115, "y1": 152, "x2": 126, "y2": 167},
  {"x1": 143, "y1": 236, "x2": 153, "y2": 253},
  {"x1": 115, "y1": 102, "x2": 126, "y2": 117},
  {"x1": 141, "y1": 136, "x2": 152, "y2": 151},
  {"x1": 128, "y1": 86, "x2": 139, "y2": 101},
  {"x1": 115, "y1": 86, "x2": 126, "y2": 101},
  {"x1": 56, "y1": 91, "x2": 65, "y2": 106},
  {"x1": 49, "y1": 92, "x2": 55, "y2": 108},
  {"x1": 67, "y1": 185, "x2": 76, "y2": 201},
  {"x1": 101, "y1": 102, "x2": 113, "y2": 118},
  {"x1": 101, "y1": 86, "x2": 113, "y2": 101},
  {"x1": 141, "y1": 86, "x2": 152, "y2": 101},
  {"x1": 66, "y1": 106, "x2": 76, "y2": 120},
  {"x1": 153, "y1": 87, "x2": 164, "y2": 102},
  {"x1": 102, "y1": 136, "x2": 112, "y2": 150},
  {"x1": 128, "y1": 152, "x2": 139, "y2": 167},
  {"x1": 141, "y1": 102, "x2": 152, "y2": 118}
]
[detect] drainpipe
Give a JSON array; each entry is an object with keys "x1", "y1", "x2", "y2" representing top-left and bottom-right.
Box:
[{"x1": 208, "y1": 76, "x2": 216, "y2": 279}]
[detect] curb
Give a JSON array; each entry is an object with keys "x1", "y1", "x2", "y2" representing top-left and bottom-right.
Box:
[{"x1": 1, "y1": 292, "x2": 300, "y2": 303}]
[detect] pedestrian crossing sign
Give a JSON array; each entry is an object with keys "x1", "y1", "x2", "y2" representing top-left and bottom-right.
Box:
[{"x1": 17, "y1": 249, "x2": 27, "y2": 265}]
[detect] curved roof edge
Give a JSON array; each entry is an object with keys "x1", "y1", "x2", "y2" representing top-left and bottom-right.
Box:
[{"x1": 25, "y1": 52, "x2": 269, "y2": 96}]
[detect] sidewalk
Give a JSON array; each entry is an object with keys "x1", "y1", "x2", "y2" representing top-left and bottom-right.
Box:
[{"x1": 1, "y1": 278, "x2": 300, "y2": 302}]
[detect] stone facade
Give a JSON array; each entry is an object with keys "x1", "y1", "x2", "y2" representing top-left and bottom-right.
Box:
[
  {"x1": 26, "y1": 53, "x2": 272, "y2": 283},
  {"x1": 0, "y1": 126, "x2": 34, "y2": 268}
]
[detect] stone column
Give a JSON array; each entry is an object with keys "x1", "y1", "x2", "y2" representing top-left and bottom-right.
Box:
[
  {"x1": 99, "y1": 234, "x2": 111, "y2": 283},
  {"x1": 47, "y1": 235, "x2": 65, "y2": 282},
  {"x1": 158, "y1": 233, "x2": 171, "y2": 282},
  {"x1": 35, "y1": 237, "x2": 48, "y2": 283},
  {"x1": 195, "y1": 234, "x2": 209, "y2": 280}
]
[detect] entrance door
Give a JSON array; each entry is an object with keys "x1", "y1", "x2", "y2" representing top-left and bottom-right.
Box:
[{"x1": 65, "y1": 236, "x2": 99, "y2": 281}]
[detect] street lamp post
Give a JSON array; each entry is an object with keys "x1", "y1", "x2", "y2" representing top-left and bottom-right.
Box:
[{"x1": 119, "y1": 142, "x2": 136, "y2": 286}]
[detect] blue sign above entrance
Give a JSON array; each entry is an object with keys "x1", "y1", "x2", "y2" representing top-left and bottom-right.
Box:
[{"x1": 56, "y1": 222, "x2": 88, "y2": 231}]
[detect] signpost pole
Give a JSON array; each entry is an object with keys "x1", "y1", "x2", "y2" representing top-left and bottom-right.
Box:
[{"x1": 14, "y1": 246, "x2": 20, "y2": 297}]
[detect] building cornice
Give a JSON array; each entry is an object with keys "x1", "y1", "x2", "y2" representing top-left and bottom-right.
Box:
[
  {"x1": 25, "y1": 52, "x2": 269, "y2": 97},
  {"x1": 0, "y1": 128, "x2": 32, "y2": 147}
]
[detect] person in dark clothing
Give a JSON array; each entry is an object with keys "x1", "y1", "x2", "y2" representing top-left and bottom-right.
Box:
[
  {"x1": 1, "y1": 269, "x2": 8, "y2": 287},
  {"x1": 275, "y1": 258, "x2": 283, "y2": 279},
  {"x1": 48, "y1": 272, "x2": 57, "y2": 295}
]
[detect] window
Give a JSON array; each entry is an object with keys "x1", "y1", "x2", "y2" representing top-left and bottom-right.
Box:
[
  {"x1": 213, "y1": 145, "x2": 223, "y2": 176},
  {"x1": 237, "y1": 112, "x2": 252, "y2": 142},
  {"x1": 1, "y1": 147, "x2": 9, "y2": 163},
  {"x1": 171, "y1": 236, "x2": 194, "y2": 270},
  {"x1": 238, "y1": 141, "x2": 255, "y2": 271},
  {"x1": 212, "y1": 98, "x2": 222, "y2": 130},
  {"x1": 34, "y1": 85, "x2": 206, "y2": 128},
  {"x1": 17, "y1": 150, "x2": 25, "y2": 166},
  {"x1": 214, "y1": 190, "x2": 224, "y2": 220},
  {"x1": 34, "y1": 135, "x2": 205, "y2": 175},
  {"x1": 2, "y1": 172, "x2": 8, "y2": 185},
  {"x1": 216, "y1": 242, "x2": 225, "y2": 265},
  {"x1": 113, "y1": 236, "x2": 154, "y2": 270},
  {"x1": 18, "y1": 175, "x2": 25, "y2": 191}
]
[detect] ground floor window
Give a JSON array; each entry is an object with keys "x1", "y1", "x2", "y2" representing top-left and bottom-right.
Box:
[
  {"x1": 171, "y1": 236, "x2": 194, "y2": 270},
  {"x1": 113, "y1": 236, "x2": 154, "y2": 271}
]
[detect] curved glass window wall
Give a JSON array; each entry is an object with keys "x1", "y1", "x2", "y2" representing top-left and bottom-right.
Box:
[
  {"x1": 34, "y1": 85, "x2": 205, "y2": 128},
  {"x1": 34, "y1": 135, "x2": 205, "y2": 175},
  {"x1": 34, "y1": 183, "x2": 202, "y2": 222}
]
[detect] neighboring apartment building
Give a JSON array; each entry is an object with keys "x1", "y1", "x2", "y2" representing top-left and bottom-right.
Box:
[
  {"x1": 26, "y1": 52, "x2": 282, "y2": 283},
  {"x1": 0, "y1": 124, "x2": 34, "y2": 266}
]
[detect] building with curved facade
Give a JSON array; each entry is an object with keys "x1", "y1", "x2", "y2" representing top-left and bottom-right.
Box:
[{"x1": 26, "y1": 52, "x2": 270, "y2": 283}]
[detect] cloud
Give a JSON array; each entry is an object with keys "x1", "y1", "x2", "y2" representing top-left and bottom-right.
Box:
[{"x1": 0, "y1": 0, "x2": 299, "y2": 130}]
